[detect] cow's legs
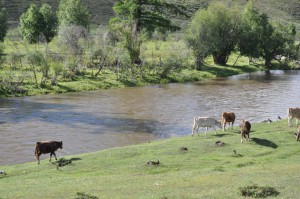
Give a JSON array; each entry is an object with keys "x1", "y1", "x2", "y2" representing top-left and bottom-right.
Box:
[
  {"x1": 192, "y1": 124, "x2": 198, "y2": 136},
  {"x1": 288, "y1": 117, "x2": 292, "y2": 127},
  {"x1": 213, "y1": 126, "x2": 217, "y2": 134},
  {"x1": 49, "y1": 152, "x2": 57, "y2": 162},
  {"x1": 36, "y1": 154, "x2": 41, "y2": 164}
]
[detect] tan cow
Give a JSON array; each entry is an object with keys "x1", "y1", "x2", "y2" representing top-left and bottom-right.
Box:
[
  {"x1": 222, "y1": 112, "x2": 235, "y2": 131},
  {"x1": 287, "y1": 108, "x2": 300, "y2": 127}
]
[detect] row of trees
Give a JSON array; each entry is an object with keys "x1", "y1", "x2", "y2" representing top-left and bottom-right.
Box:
[
  {"x1": 185, "y1": 1, "x2": 297, "y2": 69},
  {"x1": 1, "y1": 0, "x2": 299, "y2": 77},
  {"x1": 19, "y1": 0, "x2": 90, "y2": 44}
]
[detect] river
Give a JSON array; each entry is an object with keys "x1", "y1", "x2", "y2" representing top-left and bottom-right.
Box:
[{"x1": 1, "y1": 70, "x2": 299, "y2": 165}]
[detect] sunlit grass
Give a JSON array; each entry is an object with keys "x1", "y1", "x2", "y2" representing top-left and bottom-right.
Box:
[{"x1": 0, "y1": 119, "x2": 299, "y2": 198}]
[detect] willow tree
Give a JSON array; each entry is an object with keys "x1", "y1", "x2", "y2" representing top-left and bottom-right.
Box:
[
  {"x1": 109, "y1": 0, "x2": 189, "y2": 64},
  {"x1": 185, "y1": 2, "x2": 241, "y2": 68}
]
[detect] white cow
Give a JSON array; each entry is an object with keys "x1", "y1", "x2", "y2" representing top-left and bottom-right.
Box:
[
  {"x1": 192, "y1": 117, "x2": 222, "y2": 136},
  {"x1": 288, "y1": 108, "x2": 300, "y2": 127}
]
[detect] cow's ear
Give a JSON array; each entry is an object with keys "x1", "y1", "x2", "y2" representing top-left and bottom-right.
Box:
[{"x1": 60, "y1": 141, "x2": 63, "y2": 144}]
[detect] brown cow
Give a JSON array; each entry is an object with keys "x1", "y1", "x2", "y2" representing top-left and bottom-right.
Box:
[
  {"x1": 240, "y1": 120, "x2": 251, "y2": 143},
  {"x1": 295, "y1": 126, "x2": 300, "y2": 141},
  {"x1": 288, "y1": 108, "x2": 300, "y2": 127},
  {"x1": 35, "y1": 141, "x2": 63, "y2": 164},
  {"x1": 222, "y1": 112, "x2": 236, "y2": 131}
]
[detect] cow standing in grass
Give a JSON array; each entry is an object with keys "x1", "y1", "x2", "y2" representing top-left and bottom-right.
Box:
[
  {"x1": 222, "y1": 112, "x2": 236, "y2": 131},
  {"x1": 35, "y1": 141, "x2": 63, "y2": 164},
  {"x1": 240, "y1": 120, "x2": 251, "y2": 143},
  {"x1": 288, "y1": 108, "x2": 300, "y2": 127},
  {"x1": 192, "y1": 117, "x2": 222, "y2": 136}
]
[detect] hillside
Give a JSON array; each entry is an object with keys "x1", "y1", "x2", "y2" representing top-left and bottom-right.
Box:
[
  {"x1": 3, "y1": 0, "x2": 300, "y2": 30},
  {"x1": 0, "y1": 119, "x2": 299, "y2": 198}
]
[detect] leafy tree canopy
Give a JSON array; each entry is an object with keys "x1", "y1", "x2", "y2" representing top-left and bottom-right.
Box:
[
  {"x1": 0, "y1": 1, "x2": 7, "y2": 42},
  {"x1": 110, "y1": 0, "x2": 189, "y2": 34},
  {"x1": 57, "y1": 0, "x2": 90, "y2": 30},
  {"x1": 185, "y1": 2, "x2": 241, "y2": 67}
]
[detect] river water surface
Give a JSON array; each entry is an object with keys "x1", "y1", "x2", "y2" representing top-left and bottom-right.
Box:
[{"x1": 1, "y1": 70, "x2": 300, "y2": 165}]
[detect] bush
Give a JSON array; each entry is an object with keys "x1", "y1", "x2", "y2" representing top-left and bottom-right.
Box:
[{"x1": 239, "y1": 184, "x2": 280, "y2": 198}]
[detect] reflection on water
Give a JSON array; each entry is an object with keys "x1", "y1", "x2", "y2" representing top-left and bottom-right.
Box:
[{"x1": 1, "y1": 70, "x2": 300, "y2": 165}]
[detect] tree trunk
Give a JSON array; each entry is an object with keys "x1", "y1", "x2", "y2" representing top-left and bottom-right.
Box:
[
  {"x1": 195, "y1": 56, "x2": 204, "y2": 71},
  {"x1": 213, "y1": 52, "x2": 229, "y2": 65}
]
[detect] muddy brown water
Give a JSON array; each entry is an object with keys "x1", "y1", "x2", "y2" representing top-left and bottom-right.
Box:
[{"x1": 1, "y1": 70, "x2": 299, "y2": 165}]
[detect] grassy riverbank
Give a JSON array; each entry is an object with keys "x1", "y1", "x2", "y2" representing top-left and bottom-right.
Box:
[{"x1": 0, "y1": 119, "x2": 299, "y2": 198}]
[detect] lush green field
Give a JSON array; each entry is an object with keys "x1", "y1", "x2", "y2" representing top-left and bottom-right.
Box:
[{"x1": 1, "y1": 119, "x2": 299, "y2": 198}]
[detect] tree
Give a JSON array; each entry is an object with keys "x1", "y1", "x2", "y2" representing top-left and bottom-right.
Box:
[
  {"x1": 238, "y1": 1, "x2": 263, "y2": 62},
  {"x1": 20, "y1": 4, "x2": 44, "y2": 43},
  {"x1": 263, "y1": 22, "x2": 296, "y2": 66},
  {"x1": 57, "y1": 0, "x2": 90, "y2": 29},
  {"x1": 20, "y1": 4, "x2": 57, "y2": 43},
  {"x1": 39, "y1": 4, "x2": 57, "y2": 43},
  {"x1": 0, "y1": 1, "x2": 7, "y2": 42},
  {"x1": 185, "y1": 2, "x2": 241, "y2": 68},
  {"x1": 109, "y1": 0, "x2": 188, "y2": 64}
]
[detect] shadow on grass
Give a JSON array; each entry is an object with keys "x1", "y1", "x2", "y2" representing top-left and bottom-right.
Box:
[
  {"x1": 252, "y1": 138, "x2": 278, "y2": 149},
  {"x1": 213, "y1": 133, "x2": 227, "y2": 137},
  {"x1": 54, "y1": 157, "x2": 82, "y2": 168}
]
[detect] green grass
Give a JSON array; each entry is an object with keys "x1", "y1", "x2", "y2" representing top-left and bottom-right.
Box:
[{"x1": 1, "y1": 119, "x2": 299, "y2": 198}]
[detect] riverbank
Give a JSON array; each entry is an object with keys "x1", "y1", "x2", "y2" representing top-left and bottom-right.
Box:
[{"x1": 1, "y1": 119, "x2": 299, "y2": 198}]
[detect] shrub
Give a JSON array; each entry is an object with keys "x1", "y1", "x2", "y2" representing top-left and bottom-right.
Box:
[{"x1": 239, "y1": 184, "x2": 280, "y2": 198}]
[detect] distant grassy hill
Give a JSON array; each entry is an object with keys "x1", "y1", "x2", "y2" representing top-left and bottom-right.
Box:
[{"x1": 3, "y1": 0, "x2": 300, "y2": 33}]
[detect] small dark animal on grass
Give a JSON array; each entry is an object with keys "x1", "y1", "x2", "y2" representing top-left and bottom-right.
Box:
[
  {"x1": 180, "y1": 147, "x2": 188, "y2": 151},
  {"x1": 35, "y1": 141, "x2": 63, "y2": 164},
  {"x1": 146, "y1": 160, "x2": 160, "y2": 165},
  {"x1": 215, "y1": 141, "x2": 225, "y2": 146},
  {"x1": 295, "y1": 126, "x2": 300, "y2": 141},
  {"x1": 240, "y1": 120, "x2": 251, "y2": 143}
]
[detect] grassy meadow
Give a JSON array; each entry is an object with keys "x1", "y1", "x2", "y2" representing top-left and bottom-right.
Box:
[{"x1": 0, "y1": 119, "x2": 299, "y2": 198}]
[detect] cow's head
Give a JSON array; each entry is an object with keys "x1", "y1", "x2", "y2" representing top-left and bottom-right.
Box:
[
  {"x1": 216, "y1": 121, "x2": 222, "y2": 129},
  {"x1": 59, "y1": 141, "x2": 63, "y2": 149}
]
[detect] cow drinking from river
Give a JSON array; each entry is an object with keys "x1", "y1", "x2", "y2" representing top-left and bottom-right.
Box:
[{"x1": 35, "y1": 141, "x2": 63, "y2": 164}]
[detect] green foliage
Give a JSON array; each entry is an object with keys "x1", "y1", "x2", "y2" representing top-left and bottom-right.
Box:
[
  {"x1": 20, "y1": 4, "x2": 43, "y2": 43},
  {"x1": 239, "y1": 0, "x2": 263, "y2": 59},
  {"x1": 109, "y1": 0, "x2": 189, "y2": 64},
  {"x1": 0, "y1": 2, "x2": 7, "y2": 42},
  {"x1": 20, "y1": 3, "x2": 57, "y2": 43},
  {"x1": 185, "y1": 2, "x2": 241, "y2": 67},
  {"x1": 39, "y1": 4, "x2": 57, "y2": 43},
  {"x1": 110, "y1": 0, "x2": 189, "y2": 34},
  {"x1": 239, "y1": 184, "x2": 280, "y2": 198},
  {"x1": 57, "y1": 0, "x2": 90, "y2": 29}
]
